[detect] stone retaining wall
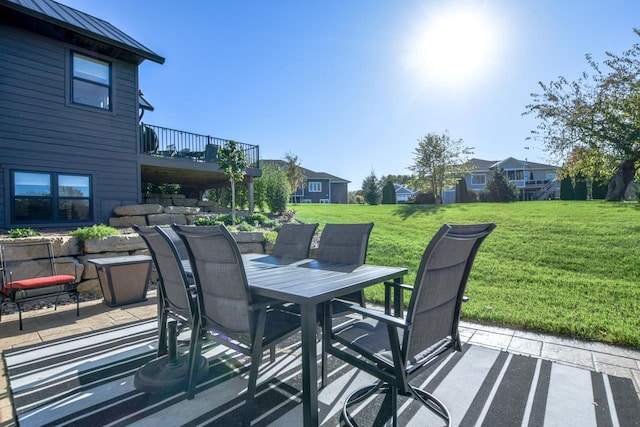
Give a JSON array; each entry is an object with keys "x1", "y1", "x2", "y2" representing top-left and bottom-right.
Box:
[
  {"x1": 0, "y1": 231, "x2": 268, "y2": 297},
  {"x1": 108, "y1": 198, "x2": 231, "y2": 228}
]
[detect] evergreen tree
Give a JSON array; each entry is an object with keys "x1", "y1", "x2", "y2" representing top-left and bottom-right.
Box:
[
  {"x1": 591, "y1": 178, "x2": 608, "y2": 199},
  {"x1": 560, "y1": 176, "x2": 574, "y2": 200},
  {"x1": 362, "y1": 170, "x2": 381, "y2": 205},
  {"x1": 455, "y1": 178, "x2": 469, "y2": 203},
  {"x1": 381, "y1": 180, "x2": 397, "y2": 204},
  {"x1": 478, "y1": 168, "x2": 520, "y2": 202},
  {"x1": 574, "y1": 173, "x2": 588, "y2": 200}
]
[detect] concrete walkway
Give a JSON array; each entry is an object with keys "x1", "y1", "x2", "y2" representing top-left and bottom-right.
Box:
[{"x1": 1, "y1": 293, "x2": 639, "y2": 426}]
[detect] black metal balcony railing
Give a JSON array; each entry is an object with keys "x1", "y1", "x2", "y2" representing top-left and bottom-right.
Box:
[{"x1": 140, "y1": 123, "x2": 259, "y2": 168}]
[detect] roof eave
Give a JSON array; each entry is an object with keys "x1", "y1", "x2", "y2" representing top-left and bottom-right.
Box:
[{"x1": 3, "y1": 1, "x2": 165, "y2": 64}]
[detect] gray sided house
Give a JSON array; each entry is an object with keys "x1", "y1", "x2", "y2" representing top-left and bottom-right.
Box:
[
  {"x1": 393, "y1": 184, "x2": 416, "y2": 203},
  {"x1": 0, "y1": 0, "x2": 260, "y2": 229},
  {"x1": 442, "y1": 157, "x2": 559, "y2": 203},
  {"x1": 262, "y1": 160, "x2": 350, "y2": 204}
]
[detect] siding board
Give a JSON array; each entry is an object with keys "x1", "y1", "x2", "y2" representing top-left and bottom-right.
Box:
[{"x1": 0, "y1": 21, "x2": 141, "y2": 227}]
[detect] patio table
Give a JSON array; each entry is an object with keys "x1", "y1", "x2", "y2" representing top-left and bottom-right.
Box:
[{"x1": 241, "y1": 253, "x2": 408, "y2": 427}]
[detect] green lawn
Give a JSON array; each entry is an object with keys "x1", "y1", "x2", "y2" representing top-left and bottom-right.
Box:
[{"x1": 292, "y1": 201, "x2": 640, "y2": 349}]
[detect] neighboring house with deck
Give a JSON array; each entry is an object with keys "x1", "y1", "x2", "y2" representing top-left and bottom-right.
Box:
[
  {"x1": 442, "y1": 157, "x2": 559, "y2": 203},
  {"x1": 0, "y1": 0, "x2": 260, "y2": 229},
  {"x1": 262, "y1": 160, "x2": 350, "y2": 204}
]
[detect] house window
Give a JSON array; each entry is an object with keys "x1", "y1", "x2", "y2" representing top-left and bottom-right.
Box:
[
  {"x1": 308, "y1": 181, "x2": 322, "y2": 192},
  {"x1": 12, "y1": 171, "x2": 92, "y2": 223},
  {"x1": 72, "y1": 52, "x2": 111, "y2": 109},
  {"x1": 506, "y1": 169, "x2": 524, "y2": 181},
  {"x1": 471, "y1": 174, "x2": 486, "y2": 185}
]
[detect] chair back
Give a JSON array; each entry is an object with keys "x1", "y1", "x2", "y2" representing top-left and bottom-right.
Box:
[
  {"x1": 404, "y1": 223, "x2": 496, "y2": 361},
  {"x1": 1, "y1": 242, "x2": 58, "y2": 284},
  {"x1": 160, "y1": 226, "x2": 190, "y2": 261},
  {"x1": 272, "y1": 223, "x2": 318, "y2": 259},
  {"x1": 316, "y1": 223, "x2": 374, "y2": 265},
  {"x1": 172, "y1": 224, "x2": 253, "y2": 340},
  {"x1": 133, "y1": 225, "x2": 195, "y2": 322}
]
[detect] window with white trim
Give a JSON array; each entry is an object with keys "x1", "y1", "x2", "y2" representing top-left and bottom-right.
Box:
[
  {"x1": 72, "y1": 52, "x2": 111, "y2": 109},
  {"x1": 471, "y1": 174, "x2": 486, "y2": 185},
  {"x1": 506, "y1": 169, "x2": 524, "y2": 181},
  {"x1": 308, "y1": 181, "x2": 322, "y2": 192}
]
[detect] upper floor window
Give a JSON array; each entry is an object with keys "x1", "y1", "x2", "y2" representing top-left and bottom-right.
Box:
[
  {"x1": 506, "y1": 169, "x2": 524, "y2": 181},
  {"x1": 12, "y1": 171, "x2": 92, "y2": 224},
  {"x1": 72, "y1": 52, "x2": 111, "y2": 109},
  {"x1": 308, "y1": 181, "x2": 322, "y2": 192},
  {"x1": 471, "y1": 174, "x2": 486, "y2": 185}
]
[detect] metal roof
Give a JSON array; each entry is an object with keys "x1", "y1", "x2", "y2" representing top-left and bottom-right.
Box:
[{"x1": 2, "y1": 0, "x2": 165, "y2": 64}]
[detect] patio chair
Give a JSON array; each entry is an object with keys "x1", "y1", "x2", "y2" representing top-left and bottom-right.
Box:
[
  {"x1": 271, "y1": 223, "x2": 318, "y2": 260},
  {"x1": 132, "y1": 225, "x2": 208, "y2": 399},
  {"x1": 324, "y1": 223, "x2": 496, "y2": 427},
  {"x1": 0, "y1": 241, "x2": 79, "y2": 330},
  {"x1": 280, "y1": 223, "x2": 374, "y2": 320},
  {"x1": 317, "y1": 222, "x2": 374, "y2": 309},
  {"x1": 172, "y1": 224, "x2": 301, "y2": 427}
]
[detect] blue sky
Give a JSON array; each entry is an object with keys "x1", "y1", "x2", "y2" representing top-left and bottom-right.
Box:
[{"x1": 58, "y1": 0, "x2": 640, "y2": 190}]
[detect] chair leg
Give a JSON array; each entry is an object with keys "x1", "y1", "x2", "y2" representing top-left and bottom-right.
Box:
[
  {"x1": 411, "y1": 385, "x2": 451, "y2": 425},
  {"x1": 185, "y1": 317, "x2": 204, "y2": 399},
  {"x1": 17, "y1": 302, "x2": 23, "y2": 331},
  {"x1": 342, "y1": 381, "x2": 450, "y2": 427},
  {"x1": 244, "y1": 311, "x2": 268, "y2": 427}
]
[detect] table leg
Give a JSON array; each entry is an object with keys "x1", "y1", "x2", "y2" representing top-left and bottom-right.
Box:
[{"x1": 300, "y1": 302, "x2": 319, "y2": 427}]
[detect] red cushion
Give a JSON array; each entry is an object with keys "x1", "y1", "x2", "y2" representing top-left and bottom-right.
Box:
[{"x1": 5, "y1": 275, "x2": 76, "y2": 290}]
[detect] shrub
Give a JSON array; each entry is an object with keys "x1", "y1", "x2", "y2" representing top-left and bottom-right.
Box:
[
  {"x1": 194, "y1": 216, "x2": 220, "y2": 226},
  {"x1": 236, "y1": 222, "x2": 255, "y2": 232},
  {"x1": 574, "y1": 174, "x2": 588, "y2": 200},
  {"x1": 212, "y1": 214, "x2": 235, "y2": 226},
  {"x1": 466, "y1": 190, "x2": 478, "y2": 202},
  {"x1": 262, "y1": 230, "x2": 278, "y2": 244},
  {"x1": 592, "y1": 179, "x2": 608, "y2": 200},
  {"x1": 194, "y1": 214, "x2": 240, "y2": 226},
  {"x1": 8, "y1": 228, "x2": 42, "y2": 238},
  {"x1": 69, "y1": 224, "x2": 120, "y2": 244},
  {"x1": 414, "y1": 191, "x2": 436, "y2": 204},
  {"x1": 560, "y1": 176, "x2": 574, "y2": 200},
  {"x1": 244, "y1": 213, "x2": 270, "y2": 226}
]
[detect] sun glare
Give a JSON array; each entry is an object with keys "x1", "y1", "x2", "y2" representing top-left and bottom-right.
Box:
[{"x1": 406, "y1": 4, "x2": 501, "y2": 87}]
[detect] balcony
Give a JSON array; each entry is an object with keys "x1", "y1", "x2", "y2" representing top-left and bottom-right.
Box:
[{"x1": 139, "y1": 123, "x2": 261, "y2": 197}]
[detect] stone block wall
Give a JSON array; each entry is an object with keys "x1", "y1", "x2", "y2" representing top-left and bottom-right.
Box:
[
  {"x1": 0, "y1": 231, "x2": 267, "y2": 298},
  {"x1": 108, "y1": 201, "x2": 232, "y2": 228}
]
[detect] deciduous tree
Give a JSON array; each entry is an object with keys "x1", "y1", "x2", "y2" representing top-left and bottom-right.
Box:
[
  {"x1": 284, "y1": 152, "x2": 304, "y2": 200},
  {"x1": 218, "y1": 140, "x2": 247, "y2": 225},
  {"x1": 525, "y1": 29, "x2": 640, "y2": 201},
  {"x1": 408, "y1": 131, "x2": 473, "y2": 203}
]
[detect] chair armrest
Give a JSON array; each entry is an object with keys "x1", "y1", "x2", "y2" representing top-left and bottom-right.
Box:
[
  {"x1": 384, "y1": 281, "x2": 414, "y2": 292},
  {"x1": 337, "y1": 302, "x2": 408, "y2": 330},
  {"x1": 383, "y1": 280, "x2": 413, "y2": 316}
]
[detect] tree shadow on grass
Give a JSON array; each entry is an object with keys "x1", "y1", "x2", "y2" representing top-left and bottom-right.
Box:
[{"x1": 391, "y1": 203, "x2": 448, "y2": 220}]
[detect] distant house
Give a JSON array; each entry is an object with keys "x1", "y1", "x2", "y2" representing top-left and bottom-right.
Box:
[
  {"x1": 262, "y1": 160, "x2": 350, "y2": 204},
  {"x1": 393, "y1": 184, "x2": 416, "y2": 203},
  {"x1": 0, "y1": 0, "x2": 260, "y2": 229},
  {"x1": 442, "y1": 157, "x2": 559, "y2": 203}
]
